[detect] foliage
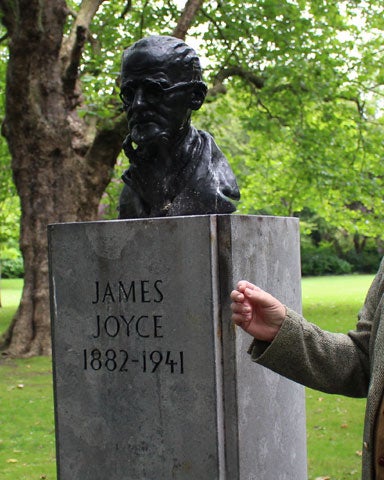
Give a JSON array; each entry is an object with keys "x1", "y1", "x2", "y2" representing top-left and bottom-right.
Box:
[
  {"x1": 193, "y1": 1, "x2": 384, "y2": 242},
  {"x1": 0, "y1": 41, "x2": 21, "y2": 268},
  {"x1": 1, "y1": 1, "x2": 384, "y2": 248},
  {"x1": 195, "y1": 82, "x2": 384, "y2": 238},
  {"x1": 72, "y1": 0, "x2": 184, "y2": 122},
  {"x1": 344, "y1": 247, "x2": 383, "y2": 274},
  {"x1": 298, "y1": 209, "x2": 382, "y2": 275},
  {"x1": 301, "y1": 240, "x2": 353, "y2": 276},
  {"x1": 98, "y1": 153, "x2": 126, "y2": 220},
  {"x1": 0, "y1": 257, "x2": 24, "y2": 278}
]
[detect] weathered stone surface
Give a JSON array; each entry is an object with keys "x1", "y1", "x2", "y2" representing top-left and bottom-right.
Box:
[
  {"x1": 49, "y1": 215, "x2": 306, "y2": 480},
  {"x1": 217, "y1": 215, "x2": 306, "y2": 480}
]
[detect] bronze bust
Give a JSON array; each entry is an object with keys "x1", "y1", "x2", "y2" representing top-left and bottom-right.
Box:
[{"x1": 118, "y1": 35, "x2": 240, "y2": 218}]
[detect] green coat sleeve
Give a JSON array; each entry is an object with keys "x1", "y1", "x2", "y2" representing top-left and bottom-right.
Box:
[{"x1": 248, "y1": 259, "x2": 384, "y2": 398}]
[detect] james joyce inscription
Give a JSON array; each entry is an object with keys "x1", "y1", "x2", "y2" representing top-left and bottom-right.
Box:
[{"x1": 82, "y1": 279, "x2": 185, "y2": 375}]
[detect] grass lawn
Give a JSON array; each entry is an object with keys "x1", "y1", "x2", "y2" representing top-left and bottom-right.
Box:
[
  {"x1": 303, "y1": 274, "x2": 374, "y2": 480},
  {"x1": 0, "y1": 274, "x2": 376, "y2": 479},
  {"x1": 0, "y1": 280, "x2": 56, "y2": 480}
]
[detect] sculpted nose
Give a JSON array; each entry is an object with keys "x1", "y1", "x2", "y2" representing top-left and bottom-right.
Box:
[{"x1": 132, "y1": 87, "x2": 146, "y2": 110}]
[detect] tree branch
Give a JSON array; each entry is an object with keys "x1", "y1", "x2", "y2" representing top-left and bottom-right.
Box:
[
  {"x1": 172, "y1": 0, "x2": 204, "y2": 40},
  {"x1": 138, "y1": 0, "x2": 150, "y2": 38},
  {"x1": 84, "y1": 113, "x2": 127, "y2": 197},
  {"x1": 120, "y1": 0, "x2": 132, "y2": 19},
  {"x1": 208, "y1": 66, "x2": 265, "y2": 98},
  {"x1": 0, "y1": 1, "x2": 18, "y2": 36},
  {"x1": 86, "y1": 113, "x2": 127, "y2": 168},
  {"x1": 60, "y1": 0, "x2": 106, "y2": 84},
  {"x1": 200, "y1": 7, "x2": 226, "y2": 41},
  {"x1": 200, "y1": 7, "x2": 240, "y2": 64},
  {"x1": 0, "y1": 32, "x2": 9, "y2": 43},
  {"x1": 62, "y1": 25, "x2": 87, "y2": 104},
  {"x1": 324, "y1": 93, "x2": 366, "y2": 118}
]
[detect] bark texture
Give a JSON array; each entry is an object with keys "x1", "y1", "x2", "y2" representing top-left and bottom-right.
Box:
[
  {"x1": 1, "y1": 0, "x2": 126, "y2": 356},
  {"x1": 172, "y1": 0, "x2": 204, "y2": 40}
]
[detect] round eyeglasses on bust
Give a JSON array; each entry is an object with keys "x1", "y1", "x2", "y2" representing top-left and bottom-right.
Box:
[{"x1": 120, "y1": 79, "x2": 206, "y2": 110}]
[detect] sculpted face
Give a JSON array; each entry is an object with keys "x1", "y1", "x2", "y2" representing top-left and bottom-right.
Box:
[{"x1": 120, "y1": 37, "x2": 206, "y2": 147}]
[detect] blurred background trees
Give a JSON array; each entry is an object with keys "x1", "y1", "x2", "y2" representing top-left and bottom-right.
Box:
[{"x1": 0, "y1": 0, "x2": 383, "y2": 356}]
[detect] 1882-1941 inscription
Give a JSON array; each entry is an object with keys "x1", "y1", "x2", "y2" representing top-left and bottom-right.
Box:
[{"x1": 83, "y1": 279, "x2": 184, "y2": 375}]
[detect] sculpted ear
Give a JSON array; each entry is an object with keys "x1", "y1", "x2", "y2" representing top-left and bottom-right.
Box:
[{"x1": 190, "y1": 83, "x2": 207, "y2": 111}]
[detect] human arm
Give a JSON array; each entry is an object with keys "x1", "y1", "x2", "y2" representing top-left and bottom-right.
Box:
[
  {"x1": 230, "y1": 277, "x2": 378, "y2": 398},
  {"x1": 249, "y1": 306, "x2": 370, "y2": 397}
]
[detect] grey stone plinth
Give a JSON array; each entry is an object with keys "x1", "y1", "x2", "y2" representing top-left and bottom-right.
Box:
[{"x1": 48, "y1": 215, "x2": 306, "y2": 480}]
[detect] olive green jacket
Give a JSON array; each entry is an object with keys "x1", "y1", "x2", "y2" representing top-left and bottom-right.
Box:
[{"x1": 248, "y1": 258, "x2": 384, "y2": 479}]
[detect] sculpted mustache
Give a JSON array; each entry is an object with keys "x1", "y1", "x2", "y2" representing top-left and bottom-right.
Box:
[{"x1": 129, "y1": 113, "x2": 165, "y2": 124}]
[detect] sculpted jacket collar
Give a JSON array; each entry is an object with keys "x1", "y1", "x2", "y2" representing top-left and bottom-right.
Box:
[
  {"x1": 119, "y1": 126, "x2": 240, "y2": 218},
  {"x1": 122, "y1": 126, "x2": 203, "y2": 214}
]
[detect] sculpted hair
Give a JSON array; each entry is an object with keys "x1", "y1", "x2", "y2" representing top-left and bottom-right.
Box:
[
  {"x1": 162, "y1": 36, "x2": 203, "y2": 82},
  {"x1": 123, "y1": 35, "x2": 204, "y2": 82}
]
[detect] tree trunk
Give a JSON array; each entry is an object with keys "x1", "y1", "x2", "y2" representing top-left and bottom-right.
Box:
[
  {"x1": 0, "y1": 0, "x2": 126, "y2": 356},
  {"x1": 0, "y1": 0, "x2": 204, "y2": 357}
]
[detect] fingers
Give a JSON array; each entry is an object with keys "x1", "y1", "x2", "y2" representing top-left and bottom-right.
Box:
[
  {"x1": 236, "y1": 280, "x2": 258, "y2": 293},
  {"x1": 231, "y1": 307, "x2": 251, "y2": 326},
  {"x1": 230, "y1": 288, "x2": 251, "y2": 326},
  {"x1": 230, "y1": 300, "x2": 251, "y2": 315},
  {"x1": 232, "y1": 313, "x2": 251, "y2": 327},
  {"x1": 230, "y1": 281, "x2": 260, "y2": 302},
  {"x1": 242, "y1": 285, "x2": 276, "y2": 309},
  {"x1": 232, "y1": 281, "x2": 281, "y2": 312},
  {"x1": 230, "y1": 282, "x2": 262, "y2": 317},
  {"x1": 230, "y1": 289, "x2": 244, "y2": 303}
]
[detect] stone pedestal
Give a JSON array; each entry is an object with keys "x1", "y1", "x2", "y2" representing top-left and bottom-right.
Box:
[{"x1": 48, "y1": 215, "x2": 307, "y2": 480}]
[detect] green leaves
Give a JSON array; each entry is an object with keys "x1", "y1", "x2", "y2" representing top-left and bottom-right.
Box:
[
  {"x1": 190, "y1": 1, "x2": 384, "y2": 240},
  {"x1": 1, "y1": 0, "x2": 383, "y2": 243}
]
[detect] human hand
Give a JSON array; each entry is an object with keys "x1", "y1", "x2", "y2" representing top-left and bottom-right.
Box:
[{"x1": 230, "y1": 281, "x2": 286, "y2": 342}]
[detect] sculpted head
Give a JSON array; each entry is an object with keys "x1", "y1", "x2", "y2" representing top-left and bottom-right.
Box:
[{"x1": 120, "y1": 36, "x2": 207, "y2": 147}]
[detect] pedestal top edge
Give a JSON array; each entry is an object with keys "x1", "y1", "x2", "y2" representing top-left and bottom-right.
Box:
[{"x1": 47, "y1": 214, "x2": 299, "y2": 229}]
